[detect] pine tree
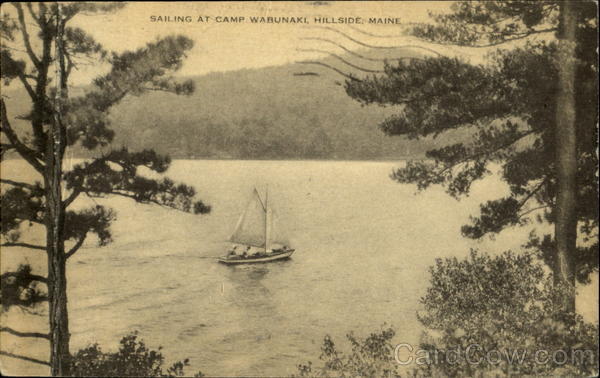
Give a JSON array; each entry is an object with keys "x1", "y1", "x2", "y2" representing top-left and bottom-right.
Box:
[
  {"x1": 1, "y1": 4, "x2": 210, "y2": 375},
  {"x1": 344, "y1": 1, "x2": 598, "y2": 311}
]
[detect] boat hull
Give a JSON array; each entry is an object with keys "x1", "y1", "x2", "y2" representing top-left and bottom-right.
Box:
[{"x1": 218, "y1": 250, "x2": 294, "y2": 265}]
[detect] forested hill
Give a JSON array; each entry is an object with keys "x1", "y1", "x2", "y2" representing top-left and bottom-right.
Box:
[{"x1": 4, "y1": 48, "x2": 463, "y2": 160}]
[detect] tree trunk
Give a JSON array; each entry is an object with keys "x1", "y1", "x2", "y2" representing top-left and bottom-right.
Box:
[
  {"x1": 45, "y1": 124, "x2": 70, "y2": 375},
  {"x1": 46, "y1": 4, "x2": 70, "y2": 375},
  {"x1": 554, "y1": 0, "x2": 578, "y2": 313},
  {"x1": 45, "y1": 216, "x2": 70, "y2": 376}
]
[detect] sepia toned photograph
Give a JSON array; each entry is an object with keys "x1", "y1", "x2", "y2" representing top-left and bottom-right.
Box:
[{"x1": 1, "y1": 1, "x2": 598, "y2": 376}]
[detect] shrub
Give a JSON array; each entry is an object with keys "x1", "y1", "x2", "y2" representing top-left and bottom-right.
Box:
[
  {"x1": 296, "y1": 327, "x2": 400, "y2": 377},
  {"x1": 69, "y1": 332, "x2": 203, "y2": 377},
  {"x1": 416, "y1": 249, "x2": 599, "y2": 376}
]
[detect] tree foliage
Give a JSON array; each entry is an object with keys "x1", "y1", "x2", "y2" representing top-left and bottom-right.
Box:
[
  {"x1": 69, "y1": 333, "x2": 204, "y2": 377},
  {"x1": 417, "y1": 250, "x2": 599, "y2": 376},
  {"x1": 0, "y1": 5, "x2": 210, "y2": 297},
  {"x1": 297, "y1": 327, "x2": 400, "y2": 377},
  {"x1": 1, "y1": 264, "x2": 47, "y2": 311},
  {"x1": 0, "y1": 2, "x2": 209, "y2": 301},
  {"x1": 344, "y1": 1, "x2": 598, "y2": 283},
  {"x1": 1, "y1": 3, "x2": 210, "y2": 373}
]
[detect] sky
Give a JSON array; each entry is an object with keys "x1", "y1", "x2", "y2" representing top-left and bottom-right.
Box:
[
  {"x1": 2, "y1": 1, "x2": 468, "y2": 86},
  {"x1": 1, "y1": 1, "x2": 551, "y2": 88},
  {"x1": 68, "y1": 1, "x2": 453, "y2": 80}
]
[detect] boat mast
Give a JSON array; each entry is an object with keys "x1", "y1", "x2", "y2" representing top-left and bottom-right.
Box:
[{"x1": 265, "y1": 185, "x2": 269, "y2": 252}]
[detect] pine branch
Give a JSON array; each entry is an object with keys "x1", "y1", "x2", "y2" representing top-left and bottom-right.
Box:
[
  {"x1": 65, "y1": 51, "x2": 75, "y2": 80},
  {"x1": 1, "y1": 143, "x2": 16, "y2": 157},
  {"x1": 516, "y1": 180, "x2": 547, "y2": 209},
  {"x1": 65, "y1": 233, "x2": 86, "y2": 259},
  {"x1": 63, "y1": 206, "x2": 114, "y2": 248},
  {"x1": 510, "y1": 180, "x2": 549, "y2": 222},
  {"x1": 1, "y1": 242, "x2": 46, "y2": 251},
  {"x1": 461, "y1": 180, "x2": 549, "y2": 239},
  {"x1": 410, "y1": 1, "x2": 559, "y2": 49},
  {"x1": 346, "y1": 57, "x2": 496, "y2": 110},
  {"x1": 518, "y1": 205, "x2": 550, "y2": 219},
  {"x1": 454, "y1": 129, "x2": 536, "y2": 169},
  {"x1": 426, "y1": 129, "x2": 537, "y2": 180},
  {"x1": 0, "y1": 326, "x2": 50, "y2": 339},
  {"x1": 392, "y1": 127, "x2": 540, "y2": 199},
  {"x1": 414, "y1": 26, "x2": 558, "y2": 49},
  {"x1": 457, "y1": 28, "x2": 558, "y2": 48},
  {"x1": 0, "y1": 45, "x2": 29, "y2": 54},
  {"x1": 0, "y1": 351, "x2": 50, "y2": 366},
  {"x1": 63, "y1": 187, "x2": 82, "y2": 208},
  {"x1": 0, "y1": 100, "x2": 44, "y2": 173},
  {"x1": 27, "y1": 11, "x2": 54, "y2": 153},
  {"x1": 89, "y1": 190, "x2": 175, "y2": 211},
  {"x1": 0, "y1": 271, "x2": 47, "y2": 284},
  {"x1": 13, "y1": 3, "x2": 41, "y2": 69},
  {"x1": 0, "y1": 179, "x2": 37, "y2": 190},
  {"x1": 12, "y1": 217, "x2": 45, "y2": 226},
  {"x1": 25, "y1": 3, "x2": 41, "y2": 24},
  {"x1": 65, "y1": 149, "x2": 209, "y2": 215},
  {"x1": 16, "y1": 71, "x2": 37, "y2": 101}
]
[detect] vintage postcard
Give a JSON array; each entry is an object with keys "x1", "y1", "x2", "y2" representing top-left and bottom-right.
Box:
[{"x1": 1, "y1": 1, "x2": 598, "y2": 377}]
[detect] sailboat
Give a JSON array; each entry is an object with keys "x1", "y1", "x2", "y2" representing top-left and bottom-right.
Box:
[{"x1": 218, "y1": 187, "x2": 295, "y2": 265}]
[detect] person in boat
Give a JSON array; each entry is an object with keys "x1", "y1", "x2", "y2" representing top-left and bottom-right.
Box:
[{"x1": 227, "y1": 246, "x2": 238, "y2": 259}]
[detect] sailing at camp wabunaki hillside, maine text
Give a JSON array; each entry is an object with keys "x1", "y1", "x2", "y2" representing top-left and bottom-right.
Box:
[{"x1": 149, "y1": 15, "x2": 403, "y2": 25}]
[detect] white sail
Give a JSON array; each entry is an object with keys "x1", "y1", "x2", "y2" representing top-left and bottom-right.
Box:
[
  {"x1": 268, "y1": 208, "x2": 289, "y2": 247},
  {"x1": 229, "y1": 188, "x2": 289, "y2": 251},
  {"x1": 229, "y1": 189, "x2": 267, "y2": 248}
]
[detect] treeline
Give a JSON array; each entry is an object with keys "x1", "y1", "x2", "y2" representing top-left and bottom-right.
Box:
[
  {"x1": 116, "y1": 115, "x2": 335, "y2": 160},
  {"x1": 3, "y1": 51, "x2": 465, "y2": 161},
  {"x1": 104, "y1": 64, "x2": 424, "y2": 160}
]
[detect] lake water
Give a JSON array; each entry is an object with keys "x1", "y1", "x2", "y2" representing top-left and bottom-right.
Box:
[{"x1": 1, "y1": 160, "x2": 597, "y2": 376}]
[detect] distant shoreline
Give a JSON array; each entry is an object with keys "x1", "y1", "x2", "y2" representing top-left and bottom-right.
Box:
[
  {"x1": 2, "y1": 156, "x2": 423, "y2": 163},
  {"x1": 168, "y1": 156, "x2": 419, "y2": 162}
]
